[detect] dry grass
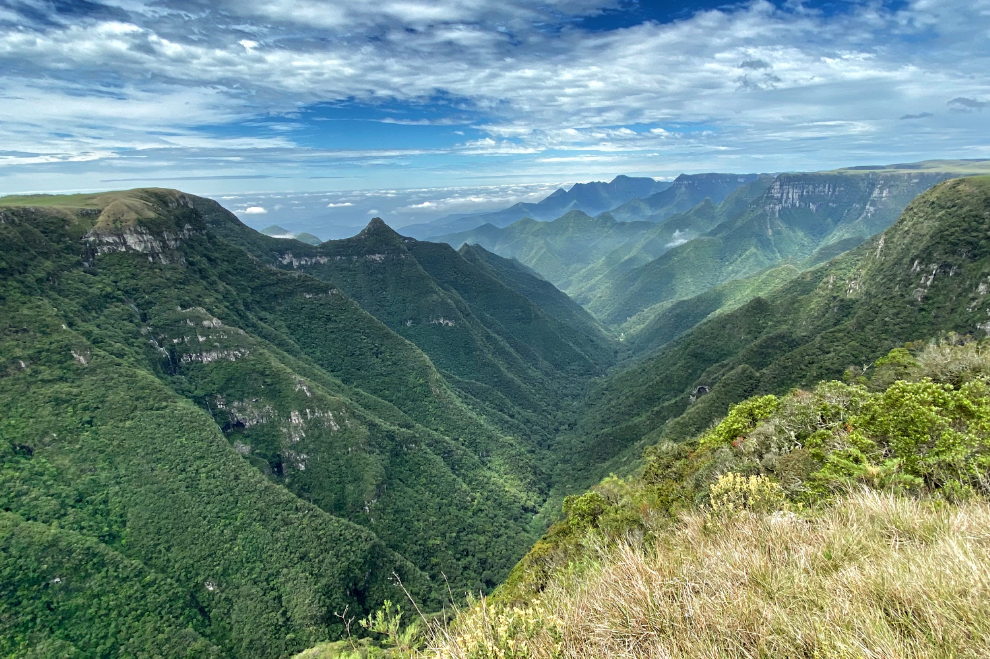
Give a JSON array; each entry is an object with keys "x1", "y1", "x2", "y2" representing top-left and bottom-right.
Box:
[{"x1": 426, "y1": 492, "x2": 990, "y2": 658}]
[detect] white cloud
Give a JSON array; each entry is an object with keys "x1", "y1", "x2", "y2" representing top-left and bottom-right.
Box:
[
  {"x1": 327, "y1": 202, "x2": 354, "y2": 207},
  {"x1": 0, "y1": 0, "x2": 988, "y2": 188},
  {"x1": 239, "y1": 206, "x2": 268, "y2": 214},
  {"x1": 665, "y1": 229, "x2": 690, "y2": 248}
]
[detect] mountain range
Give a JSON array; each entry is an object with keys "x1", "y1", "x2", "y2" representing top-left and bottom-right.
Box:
[
  {"x1": 400, "y1": 175, "x2": 671, "y2": 238},
  {"x1": 435, "y1": 166, "x2": 980, "y2": 335},
  {"x1": 5, "y1": 162, "x2": 990, "y2": 658}
]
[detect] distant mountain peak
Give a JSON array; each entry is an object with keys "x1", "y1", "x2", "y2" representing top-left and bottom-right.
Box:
[
  {"x1": 358, "y1": 217, "x2": 399, "y2": 237},
  {"x1": 262, "y1": 224, "x2": 290, "y2": 235}
]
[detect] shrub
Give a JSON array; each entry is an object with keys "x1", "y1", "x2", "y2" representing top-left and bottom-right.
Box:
[
  {"x1": 699, "y1": 394, "x2": 779, "y2": 448},
  {"x1": 707, "y1": 472, "x2": 788, "y2": 518}
]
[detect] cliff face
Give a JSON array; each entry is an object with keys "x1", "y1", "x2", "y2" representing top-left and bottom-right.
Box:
[
  {"x1": 589, "y1": 172, "x2": 955, "y2": 329},
  {"x1": 82, "y1": 190, "x2": 202, "y2": 263},
  {"x1": 754, "y1": 172, "x2": 951, "y2": 242}
]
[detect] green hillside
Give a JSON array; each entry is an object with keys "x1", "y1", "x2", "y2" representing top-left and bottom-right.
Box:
[
  {"x1": 204, "y1": 211, "x2": 616, "y2": 441},
  {"x1": 433, "y1": 211, "x2": 656, "y2": 290},
  {"x1": 558, "y1": 175, "x2": 990, "y2": 494},
  {"x1": 456, "y1": 243, "x2": 611, "y2": 353},
  {"x1": 0, "y1": 189, "x2": 585, "y2": 656},
  {"x1": 587, "y1": 170, "x2": 954, "y2": 330},
  {"x1": 566, "y1": 177, "x2": 777, "y2": 305},
  {"x1": 8, "y1": 174, "x2": 990, "y2": 659},
  {"x1": 431, "y1": 336, "x2": 990, "y2": 658}
]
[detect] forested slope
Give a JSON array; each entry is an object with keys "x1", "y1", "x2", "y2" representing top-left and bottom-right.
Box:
[
  {"x1": 0, "y1": 189, "x2": 594, "y2": 657},
  {"x1": 554, "y1": 175, "x2": 990, "y2": 494}
]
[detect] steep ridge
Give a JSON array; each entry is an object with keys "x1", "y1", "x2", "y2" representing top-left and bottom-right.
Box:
[
  {"x1": 0, "y1": 189, "x2": 569, "y2": 656},
  {"x1": 456, "y1": 243, "x2": 612, "y2": 359},
  {"x1": 588, "y1": 171, "x2": 954, "y2": 330},
  {"x1": 606, "y1": 172, "x2": 760, "y2": 222},
  {"x1": 202, "y1": 206, "x2": 616, "y2": 440},
  {"x1": 556, "y1": 175, "x2": 990, "y2": 492},
  {"x1": 402, "y1": 175, "x2": 669, "y2": 238}
]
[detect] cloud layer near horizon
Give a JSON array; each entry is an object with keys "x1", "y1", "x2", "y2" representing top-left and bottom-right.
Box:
[{"x1": 1, "y1": 0, "x2": 988, "y2": 198}]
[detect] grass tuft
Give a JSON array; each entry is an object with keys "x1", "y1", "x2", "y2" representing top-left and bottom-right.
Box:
[{"x1": 426, "y1": 491, "x2": 990, "y2": 658}]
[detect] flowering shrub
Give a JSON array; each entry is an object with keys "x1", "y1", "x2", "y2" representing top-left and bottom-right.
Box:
[
  {"x1": 707, "y1": 472, "x2": 787, "y2": 518},
  {"x1": 428, "y1": 596, "x2": 562, "y2": 659}
]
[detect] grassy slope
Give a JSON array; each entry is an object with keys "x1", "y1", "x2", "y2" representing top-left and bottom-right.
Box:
[
  {"x1": 434, "y1": 492, "x2": 990, "y2": 659},
  {"x1": 295, "y1": 337, "x2": 990, "y2": 658}
]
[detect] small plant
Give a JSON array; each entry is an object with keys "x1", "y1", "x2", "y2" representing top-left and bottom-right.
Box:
[
  {"x1": 357, "y1": 600, "x2": 422, "y2": 657},
  {"x1": 707, "y1": 472, "x2": 787, "y2": 518},
  {"x1": 427, "y1": 595, "x2": 562, "y2": 659}
]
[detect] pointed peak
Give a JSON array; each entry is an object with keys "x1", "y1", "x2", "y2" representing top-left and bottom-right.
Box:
[
  {"x1": 362, "y1": 217, "x2": 390, "y2": 232},
  {"x1": 357, "y1": 217, "x2": 402, "y2": 239}
]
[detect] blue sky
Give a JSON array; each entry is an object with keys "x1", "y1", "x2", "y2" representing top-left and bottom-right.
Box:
[{"x1": 0, "y1": 0, "x2": 988, "y2": 229}]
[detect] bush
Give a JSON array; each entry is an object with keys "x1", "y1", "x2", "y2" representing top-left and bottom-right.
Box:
[
  {"x1": 699, "y1": 395, "x2": 780, "y2": 448},
  {"x1": 707, "y1": 472, "x2": 788, "y2": 518}
]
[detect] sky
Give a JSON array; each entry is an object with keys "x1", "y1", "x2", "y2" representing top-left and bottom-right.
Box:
[{"x1": 1, "y1": 0, "x2": 989, "y2": 231}]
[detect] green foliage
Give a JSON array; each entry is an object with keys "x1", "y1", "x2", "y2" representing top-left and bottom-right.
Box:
[
  {"x1": 698, "y1": 395, "x2": 780, "y2": 448},
  {"x1": 358, "y1": 601, "x2": 422, "y2": 656},
  {"x1": 0, "y1": 189, "x2": 581, "y2": 657},
  {"x1": 566, "y1": 175, "x2": 990, "y2": 496},
  {"x1": 499, "y1": 335, "x2": 990, "y2": 604},
  {"x1": 560, "y1": 492, "x2": 610, "y2": 531}
]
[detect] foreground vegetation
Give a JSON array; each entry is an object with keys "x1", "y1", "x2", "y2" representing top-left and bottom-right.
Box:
[
  {"x1": 306, "y1": 337, "x2": 990, "y2": 658},
  {"x1": 427, "y1": 491, "x2": 990, "y2": 659}
]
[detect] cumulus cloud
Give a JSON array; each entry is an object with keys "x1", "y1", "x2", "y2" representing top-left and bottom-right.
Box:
[
  {"x1": 327, "y1": 202, "x2": 354, "y2": 207},
  {"x1": 239, "y1": 206, "x2": 268, "y2": 214},
  {"x1": 0, "y1": 0, "x2": 988, "y2": 190}
]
